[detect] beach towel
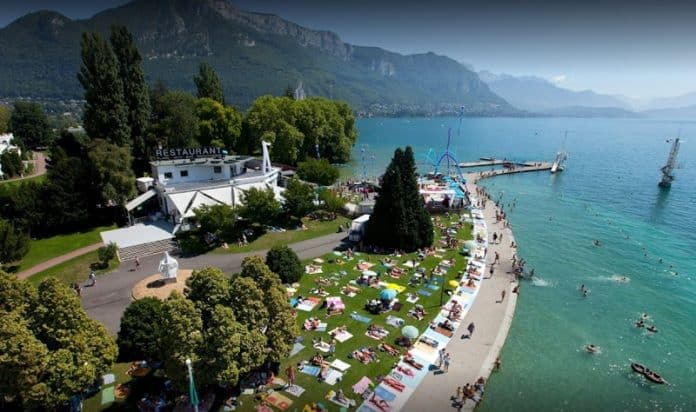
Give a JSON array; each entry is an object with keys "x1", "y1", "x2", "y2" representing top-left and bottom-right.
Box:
[
  {"x1": 352, "y1": 376, "x2": 373, "y2": 394},
  {"x1": 357, "y1": 404, "x2": 380, "y2": 412},
  {"x1": 403, "y1": 260, "x2": 419, "y2": 268},
  {"x1": 417, "y1": 289, "x2": 432, "y2": 297},
  {"x1": 255, "y1": 405, "x2": 273, "y2": 412},
  {"x1": 314, "y1": 341, "x2": 331, "y2": 352},
  {"x1": 266, "y1": 392, "x2": 293, "y2": 410},
  {"x1": 368, "y1": 393, "x2": 393, "y2": 412},
  {"x1": 350, "y1": 312, "x2": 372, "y2": 324},
  {"x1": 101, "y1": 387, "x2": 115, "y2": 405},
  {"x1": 316, "y1": 322, "x2": 328, "y2": 332},
  {"x1": 326, "y1": 391, "x2": 357, "y2": 408},
  {"x1": 432, "y1": 326, "x2": 454, "y2": 338},
  {"x1": 324, "y1": 369, "x2": 343, "y2": 385},
  {"x1": 386, "y1": 315, "x2": 404, "y2": 327},
  {"x1": 459, "y1": 286, "x2": 477, "y2": 295},
  {"x1": 305, "y1": 265, "x2": 323, "y2": 275},
  {"x1": 427, "y1": 284, "x2": 440, "y2": 290},
  {"x1": 102, "y1": 373, "x2": 115, "y2": 385},
  {"x1": 296, "y1": 297, "x2": 321, "y2": 312},
  {"x1": 330, "y1": 359, "x2": 352, "y2": 372},
  {"x1": 413, "y1": 341, "x2": 438, "y2": 356},
  {"x1": 285, "y1": 385, "x2": 306, "y2": 397},
  {"x1": 300, "y1": 365, "x2": 320, "y2": 376},
  {"x1": 406, "y1": 294, "x2": 419, "y2": 304},
  {"x1": 329, "y1": 328, "x2": 354, "y2": 343},
  {"x1": 374, "y1": 385, "x2": 397, "y2": 402},
  {"x1": 290, "y1": 297, "x2": 298, "y2": 307},
  {"x1": 384, "y1": 283, "x2": 406, "y2": 293},
  {"x1": 272, "y1": 377, "x2": 287, "y2": 386},
  {"x1": 326, "y1": 296, "x2": 346, "y2": 310}
]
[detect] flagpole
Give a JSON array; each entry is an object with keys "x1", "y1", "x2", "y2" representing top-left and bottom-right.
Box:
[{"x1": 185, "y1": 358, "x2": 200, "y2": 412}]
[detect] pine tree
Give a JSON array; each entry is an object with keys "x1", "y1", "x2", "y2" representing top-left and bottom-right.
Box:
[
  {"x1": 400, "y1": 146, "x2": 434, "y2": 248},
  {"x1": 110, "y1": 25, "x2": 151, "y2": 174},
  {"x1": 78, "y1": 32, "x2": 130, "y2": 146},
  {"x1": 194, "y1": 62, "x2": 225, "y2": 104}
]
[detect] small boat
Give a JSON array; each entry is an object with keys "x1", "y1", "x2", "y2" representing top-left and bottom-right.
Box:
[
  {"x1": 631, "y1": 362, "x2": 646, "y2": 374},
  {"x1": 658, "y1": 137, "x2": 680, "y2": 188},
  {"x1": 644, "y1": 370, "x2": 667, "y2": 384}
]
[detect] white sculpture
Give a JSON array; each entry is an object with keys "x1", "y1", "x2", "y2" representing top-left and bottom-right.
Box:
[{"x1": 159, "y1": 252, "x2": 179, "y2": 281}]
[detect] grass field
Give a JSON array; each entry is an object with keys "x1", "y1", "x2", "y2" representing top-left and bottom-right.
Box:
[
  {"x1": 27, "y1": 250, "x2": 119, "y2": 287},
  {"x1": 212, "y1": 216, "x2": 350, "y2": 254},
  {"x1": 17, "y1": 224, "x2": 116, "y2": 272},
  {"x1": 235, "y1": 213, "x2": 473, "y2": 411}
]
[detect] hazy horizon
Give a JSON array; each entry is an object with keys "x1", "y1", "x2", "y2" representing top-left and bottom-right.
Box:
[{"x1": 2, "y1": 0, "x2": 696, "y2": 101}]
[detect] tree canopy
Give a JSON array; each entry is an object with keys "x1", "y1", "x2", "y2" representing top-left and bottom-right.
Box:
[
  {"x1": 266, "y1": 245, "x2": 302, "y2": 284},
  {"x1": 150, "y1": 90, "x2": 200, "y2": 147},
  {"x1": 193, "y1": 204, "x2": 237, "y2": 243},
  {"x1": 297, "y1": 157, "x2": 340, "y2": 186},
  {"x1": 194, "y1": 62, "x2": 225, "y2": 104},
  {"x1": 196, "y1": 98, "x2": 242, "y2": 150},
  {"x1": 0, "y1": 218, "x2": 30, "y2": 264},
  {"x1": 8, "y1": 102, "x2": 53, "y2": 149},
  {"x1": 87, "y1": 138, "x2": 136, "y2": 207},
  {"x1": 282, "y1": 178, "x2": 316, "y2": 219},
  {"x1": 0, "y1": 273, "x2": 117, "y2": 409},
  {"x1": 365, "y1": 146, "x2": 433, "y2": 251},
  {"x1": 116, "y1": 297, "x2": 164, "y2": 361},
  {"x1": 239, "y1": 187, "x2": 281, "y2": 225}
]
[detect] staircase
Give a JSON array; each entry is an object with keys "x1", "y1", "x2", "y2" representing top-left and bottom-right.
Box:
[{"x1": 117, "y1": 238, "x2": 179, "y2": 262}]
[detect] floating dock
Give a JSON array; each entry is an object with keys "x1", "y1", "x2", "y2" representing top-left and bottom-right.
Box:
[{"x1": 465, "y1": 162, "x2": 553, "y2": 181}]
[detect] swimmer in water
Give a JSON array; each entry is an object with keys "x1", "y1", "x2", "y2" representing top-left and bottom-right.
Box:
[
  {"x1": 640, "y1": 313, "x2": 649, "y2": 320},
  {"x1": 647, "y1": 325, "x2": 658, "y2": 333},
  {"x1": 593, "y1": 240, "x2": 601, "y2": 247},
  {"x1": 585, "y1": 344, "x2": 599, "y2": 353},
  {"x1": 635, "y1": 319, "x2": 645, "y2": 328}
]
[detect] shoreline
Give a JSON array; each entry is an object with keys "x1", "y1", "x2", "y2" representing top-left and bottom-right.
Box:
[{"x1": 403, "y1": 171, "x2": 520, "y2": 411}]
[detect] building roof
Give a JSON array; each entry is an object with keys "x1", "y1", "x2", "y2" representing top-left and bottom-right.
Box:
[{"x1": 150, "y1": 155, "x2": 253, "y2": 167}]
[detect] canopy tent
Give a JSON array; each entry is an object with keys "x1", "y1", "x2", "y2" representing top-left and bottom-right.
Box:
[
  {"x1": 167, "y1": 187, "x2": 233, "y2": 219},
  {"x1": 159, "y1": 252, "x2": 179, "y2": 280}
]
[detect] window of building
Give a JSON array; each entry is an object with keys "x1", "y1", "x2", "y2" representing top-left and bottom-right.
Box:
[
  {"x1": 213, "y1": 166, "x2": 222, "y2": 174},
  {"x1": 164, "y1": 172, "x2": 173, "y2": 179},
  {"x1": 180, "y1": 170, "x2": 189, "y2": 177}
]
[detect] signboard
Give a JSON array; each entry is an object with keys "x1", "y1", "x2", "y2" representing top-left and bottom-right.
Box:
[{"x1": 154, "y1": 147, "x2": 223, "y2": 160}]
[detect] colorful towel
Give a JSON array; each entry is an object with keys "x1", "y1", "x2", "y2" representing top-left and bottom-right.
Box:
[
  {"x1": 101, "y1": 386, "x2": 115, "y2": 405},
  {"x1": 285, "y1": 385, "x2": 306, "y2": 397},
  {"x1": 324, "y1": 369, "x2": 343, "y2": 385},
  {"x1": 317, "y1": 322, "x2": 328, "y2": 332},
  {"x1": 300, "y1": 365, "x2": 320, "y2": 376},
  {"x1": 384, "y1": 283, "x2": 406, "y2": 293},
  {"x1": 296, "y1": 297, "x2": 321, "y2": 312},
  {"x1": 328, "y1": 328, "x2": 353, "y2": 343},
  {"x1": 326, "y1": 391, "x2": 356, "y2": 408},
  {"x1": 350, "y1": 312, "x2": 372, "y2": 324},
  {"x1": 352, "y1": 376, "x2": 373, "y2": 394},
  {"x1": 326, "y1": 296, "x2": 346, "y2": 310},
  {"x1": 266, "y1": 392, "x2": 293, "y2": 411},
  {"x1": 417, "y1": 289, "x2": 432, "y2": 296},
  {"x1": 374, "y1": 385, "x2": 397, "y2": 402},
  {"x1": 427, "y1": 284, "x2": 440, "y2": 290}
]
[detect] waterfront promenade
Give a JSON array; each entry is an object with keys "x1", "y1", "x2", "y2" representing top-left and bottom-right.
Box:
[{"x1": 404, "y1": 171, "x2": 520, "y2": 411}]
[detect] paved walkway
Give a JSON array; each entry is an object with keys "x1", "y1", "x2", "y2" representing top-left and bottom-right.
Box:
[
  {"x1": 404, "y1": 173, "x2": 519, "y2": 411},
  {"x1": 0, "y1": 151, "x2": 46, "y2": 184},
  {"x1": 80, "y1": 232, "x2": 349, "y2": 334},
  {"x1": 16, "y1": 242, "x2": 104, "y2": 280}
]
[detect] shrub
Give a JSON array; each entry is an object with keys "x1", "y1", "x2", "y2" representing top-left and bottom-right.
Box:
[
  {"x1": 319, "y1": 189, "x2": 346, "y2": 214},
  {"x1": 265, "y1": 245, "x2": 302, "y2": 284},
  {"x1": 97, "y1": 242, "x2": 118, "y2": 267}
]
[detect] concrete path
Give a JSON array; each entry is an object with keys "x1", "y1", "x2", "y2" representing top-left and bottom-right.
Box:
[
  {"x1": 16, "y1": 242, "x2": 104, "y2": 280},
  {"x1": 80, "y1": 232, "x2": 349, "y2": 334},
  {"x1": 404, "y1": 173, "x2": 519, "y2": 412}
]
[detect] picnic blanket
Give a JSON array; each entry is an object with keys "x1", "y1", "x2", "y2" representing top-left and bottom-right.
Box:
[
  {"x1": 326, "y1": 390, "x2": 357, "y2": 408},
  {"x1": 356, "y1": 261, "x2": 375, "y2": 271},
  {"x1": 384, "y1": 283, "x2": 406, "y2": 293},
  {"x1": 285, "y1": 385, "x2": 306, "y2": 397},
  {"x1": 317, "y1": 322, "x2": 328, "y2": 332},
  {"x1": 417, "y1": 289, "x2": 432, "y2": 297},
  {"x1": 350, "y1": 311, "x2": 372, "y2": 324},
  {"x1": 326, "y1": 296, "x2": 345, "y2": 310},
  {"x1": 427, "y1": 284, "x2": 440, "y2": 290},
  {"x1": 386, "y1": 315, "x2": 404, "y2": 327},
  {"x1": 296, "y1": 297, "x2": 321, "y2": 312},
  {"x1": 266, "y1": 392, "x2": 293, "y2": 411},
  {"x1": 255, "y1": 405, "x2": 273, "y2": 412},
  {"x1": 330, "y1": 359, "x2": 352, "y2": 372},
  {"x1": 328, "y1": 328, "x2": 354, "y2": 343},
  {"x1": 406, "y1": 294, "x2": 419, "y2": 303},
  {"x1": 352, "y1": 376, "x2": 373, "y2": 394},
  {"x1": 300, "y1": 365, "x2": 320, "y2": 376}
]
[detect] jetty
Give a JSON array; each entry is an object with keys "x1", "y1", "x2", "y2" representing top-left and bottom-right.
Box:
[{"x1": 470, "y1": 161, "x2": 553, "y2": 179}]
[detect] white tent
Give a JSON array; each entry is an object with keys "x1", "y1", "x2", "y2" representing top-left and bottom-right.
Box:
[{"x1": 158, "y1": 252, "x2": 179, "y2": 280}]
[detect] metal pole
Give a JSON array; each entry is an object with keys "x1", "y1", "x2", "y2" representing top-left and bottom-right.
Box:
[{"x1": 185, "y1": 358, "x2": 199, "y2": 412}]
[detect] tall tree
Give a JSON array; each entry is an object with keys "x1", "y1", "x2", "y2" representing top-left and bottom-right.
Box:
[
  {"x1": 196, "y1": 97, "x2": 242, "y2": 149},
  {"x1": 186, "y1": 267, "x2": 231, "y2": 322},
  {"x1": 228, "y1": 276, "x2": 268, "y2": 331},
  {"x1": 86, "y1": 138, "x2": 136, "y2": 206},
  {"x1": 117, "y1": 297, "x2": 164, "y2": 361},
  {"x1": 194, "y1": 62, "x2": 225, "y2": 104},
  {"x1": 110, "y1": 25, "x2": 151, "y2": 174},
  {"x1": 0, "y1": 105, "x2": 10, "y2": 133},
  {"x1": 159, "y1": 293, "x2": 203, "y2": 391},
  {"x1": 239, "y1": 187, "x2": 281, "y2": 225},
  {"x1": 282, "y1": 178, "x2": 316, "y2": 219},
  {"x1": 0, "y1": 218, "x2": 30, "y2": 264},
  {"x1": 400, "y1": 147, "x2": 433, "y2": 246},
  {"x1": 150, "y1": 90, "x2": 200, "y2": 147},
  {"x1": 8, "y1": 102, "x2": 53, "y2": 149},
  {"x1": 266, "y1": 245, "x2": 302, "y2": 284},
  {"x1": 78, "y1": 32, "x2": 130, "y2": 146}
]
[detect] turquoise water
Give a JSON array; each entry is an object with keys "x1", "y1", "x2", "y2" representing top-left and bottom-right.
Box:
[{"x1": 352, "y1": 117, "x2": 696, "y2": 411}]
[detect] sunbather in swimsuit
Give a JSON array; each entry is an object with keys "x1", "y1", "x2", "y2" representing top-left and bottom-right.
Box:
[
  {"x1": 382, "y1": 376, "x2": 406, "y2": 392},
  {"x1": 397, "y1": 365, "x2": 415, "y2": 377}
]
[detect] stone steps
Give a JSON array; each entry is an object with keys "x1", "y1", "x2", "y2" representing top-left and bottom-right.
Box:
[{"x1": 118, "y1": 238, "x2": 179, "y2": 262}]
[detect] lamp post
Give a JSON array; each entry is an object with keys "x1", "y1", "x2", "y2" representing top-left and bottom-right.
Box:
[{"x1": 185, "y1": 358, "x2": 200, "y2": 412}]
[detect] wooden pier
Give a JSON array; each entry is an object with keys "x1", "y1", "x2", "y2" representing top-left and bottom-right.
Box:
[{"x1": 464, "y1": 162, "x2": 553, "y2": 181}]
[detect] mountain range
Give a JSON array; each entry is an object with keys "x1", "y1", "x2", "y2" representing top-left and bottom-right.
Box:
[{"x1": 0, "y1": 0, "x2": 514, "y2": 116}]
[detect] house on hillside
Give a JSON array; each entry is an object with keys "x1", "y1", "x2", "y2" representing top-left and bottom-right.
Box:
[{"x1": 0, "y1": 133, "x2": 21, "y2": 177}]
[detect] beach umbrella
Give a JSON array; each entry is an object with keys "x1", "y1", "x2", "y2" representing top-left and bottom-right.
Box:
[
  {"x1": 379, "y1": 288, "x2": 397, "y2": 301},
  {"x1": 402, "y1": 325, "x2": 419, "y2": 339},
  {"x1": 448, "y1": 280, "x2": 460, "y2": 288},
  {"x1": 362, "y1": 270, "x2": 377, "y2": 277},
  {"x1": 464, "y1": 240, "x2": 477, "y2": 250}
]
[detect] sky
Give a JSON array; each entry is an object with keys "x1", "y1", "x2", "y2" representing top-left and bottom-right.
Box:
[{"x1": 2, "y1": 0, "x2": 696, "y2": 100}]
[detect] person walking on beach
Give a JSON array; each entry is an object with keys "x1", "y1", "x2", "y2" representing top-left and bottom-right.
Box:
[
  {"x1": 88, "y1": 271, "x2": 96, "y2": 287},
  {"x1": 135, "y1": 256, "x2": 140, "y2": 270},
  {"x1": 467, "y1": 322, "x2": 475, "y2": 337},
  {"x1": 489, "y1": 265, "x2": 494, "y2": 278},
  {"x1": 494, "y1": 251, "x2": 500, "y2": 264},
  {"x1": 499, "y1": 232, "x2": 503, "y2": 244},
  {"x1": 437, "y1": 348, "x2": 446, "y2": 368},
  {"x1": 500, "y1": 289, "x2": 506, "y2": 302},
  {"x1": 492, "y1": 232, "x2": 498, "y2": 244},
  {"x1": 443, "y1": 352, "x2": 451, "y2": 372}
]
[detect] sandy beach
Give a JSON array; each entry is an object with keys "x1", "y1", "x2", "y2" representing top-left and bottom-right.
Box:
[{"x1": 403, "y1": 172, "x2": 520, "y2": 411}]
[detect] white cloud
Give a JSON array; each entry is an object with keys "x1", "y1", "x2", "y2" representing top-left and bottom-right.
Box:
[{"x1": 551, "y1": 74, "x2": 567, "y2": 84}]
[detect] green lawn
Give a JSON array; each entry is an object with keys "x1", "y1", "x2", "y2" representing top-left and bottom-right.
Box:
[
  {"x1": 18, "y1": 225, "x2": 116, "y2": 272},
  {"x1": 236, "y1": 213, "x2": 473, "y2": 411},
  {"x1": 212, "y1": 216, "x2": 350, "y2": 254},
  {"x1": 82, "y1": 362, "x2": 132, "y2": 412},
  {"x1": 26, "y1": 250, "x2": 119, "y2": 287},
  {"x1": 0, "y1": 173, "x2": 45, "y2": 187}
]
